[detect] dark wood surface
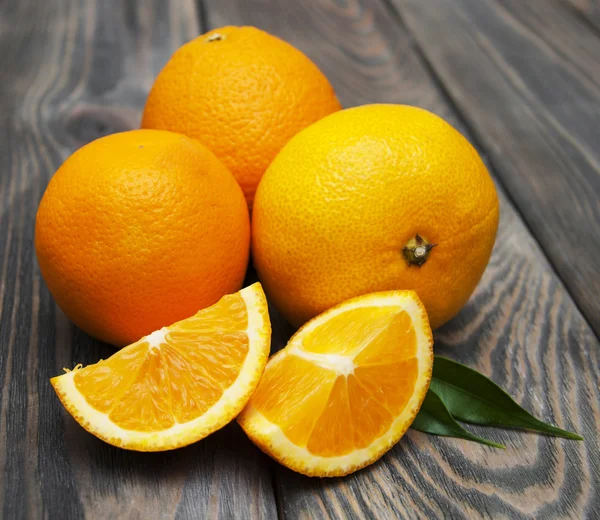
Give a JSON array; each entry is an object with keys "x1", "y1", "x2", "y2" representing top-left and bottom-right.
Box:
[
  {"x1": 1, "y1": 0, "x2": 599, "y2": 518},
  {"x1": 568, "y1": 0, "x2": 600, "y2": 31}
]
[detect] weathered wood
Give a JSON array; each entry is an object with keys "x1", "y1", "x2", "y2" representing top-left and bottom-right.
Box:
[
  {"x1": 204, "y1": 0, "x2": 600, "y2": 518},
  {"x1": 2, "y1": 0, "x2": 600, "y2": 518},
  {"x1": 389, "y1": 0, "x2": 600, "y2": 338},
  {"x1": 567, "y1": 0, "x2": 600, "y2": 31},
  {"x1": 0, "y1": 1, "x2": 277, "y2": 518}
]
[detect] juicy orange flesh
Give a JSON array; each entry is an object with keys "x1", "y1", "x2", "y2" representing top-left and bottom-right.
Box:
[
  {"x1": 251, "y1": 355, "x2": 337, "y2": 446},
  {"x1": 252, "y1": 308, "x2": 419, "y2": 456},
  {"x1": 301, "y1": 306, "x2": 403, "y2": 356},
  {"x1": 73, "y1": 293, "x2": 249, "y2": 431}
]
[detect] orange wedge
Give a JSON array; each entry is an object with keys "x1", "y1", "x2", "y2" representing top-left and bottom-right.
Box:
[
  {"x1": 238, "y1": 290, "x2": 433, "y2": 476},
  {"x1": 51, "y1": 283, "x2": 270, "y2": 451}
]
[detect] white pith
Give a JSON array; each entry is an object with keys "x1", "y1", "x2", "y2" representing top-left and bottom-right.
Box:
[
  {"x1": 289, "y1": 348, "x2": 356, "y2": 375},
  {"x1": 52, "y1": 283, "x2": 270, "y2": 451},
  {"x1": 146, "y1": 327, "x2": 167, "y2": 349}
]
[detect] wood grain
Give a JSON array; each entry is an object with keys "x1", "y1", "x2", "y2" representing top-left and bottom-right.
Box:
[
  {"x1": 204, "y1": 0, "x2": 600, "y2": 518},
  {"x1": 2, "y1": 0, "x2": 599, "y2": 518},
  {"x1": 389, "y1": 0, "x2": 600, "y2": 338},
  {"x1": 567, "y1": 0, "x2": 600, "y2": 31},
  {"x1": 0, "y1": 1, "x2": 277, "y2": 518}
]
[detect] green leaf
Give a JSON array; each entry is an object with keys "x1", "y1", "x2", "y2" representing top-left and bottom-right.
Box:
[
  {"x1": 412, "y1": 389, "x2": 505, "y2": 449},
  {"x1": 430, "y1": 356, "x2": 583, "y2": 441}
]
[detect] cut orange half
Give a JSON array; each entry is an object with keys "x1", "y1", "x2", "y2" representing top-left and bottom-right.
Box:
[
  {"x1": 51, "y1": 283, "x2": 270, "y2": 451},
  {"x1": 238, "y1": 290, "x2": 433, "y2": 477}
]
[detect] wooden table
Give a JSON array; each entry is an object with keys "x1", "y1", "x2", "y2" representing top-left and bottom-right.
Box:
[{"x1": 1, "y1": 0, "x2": 599, "y2": 518}]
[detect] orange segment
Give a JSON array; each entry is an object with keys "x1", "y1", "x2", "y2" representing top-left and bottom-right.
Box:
[
  {"x1": 306, "y1": 377, "x2": 355, "y2": 457},
  {"x1": 51, "y1": 283, "x2": 270, "y2": 451},
  {"x1": 162, "y1": 344, "x2": 224, "y2": 423},
  {"x1": 302, "y1": 306, "x2": 402, "y2": 356},
  {"x1": 252, "y1": 354, "x2": 337, "y2": 447},
  {"x1": 108, "y1": 348, "x2": 174, "y2": 431},
  {"x1": 347, "y1": 375, "x2": 395, "y2": 450},
  {"x1": 353, "y1": 359, "x2": 419, "y2": 416},
  {"x1": 354, "y1": 310, "x2": 417, "y2": 365},
  {"x1": 71, "y1": 341, "x2": 149, "y2": 413},
  {"x1": 238, "y1": 290, "x2": 433, "y2": 477}
]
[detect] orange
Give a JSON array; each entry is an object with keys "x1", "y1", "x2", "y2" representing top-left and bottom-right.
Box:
[
  {"x1": 252, "y1": 104, "x2": 499, "y2": 329},
  {"x1": 141, "y1": 26, "x2": 342, "y2": 208},
  {"x1": 238, "y1": 290, "x2": 433, "y2": 477},
  {"x1": 35, "y1": 129, "x2": 250, "y2": 346},
  {"x1": 51, "y1": 283, "x2": 270, "y2": 451}
]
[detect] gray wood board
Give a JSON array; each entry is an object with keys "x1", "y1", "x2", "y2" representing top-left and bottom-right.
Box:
[
  {"x1": 567, "y1": 0, "x2": 600, "y2": 31},
  {"x1": 0, "y1": 0, "x2": 598, "y2": 518}
]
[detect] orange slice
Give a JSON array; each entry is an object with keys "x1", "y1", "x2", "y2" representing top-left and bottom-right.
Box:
[
  {"x1": 51, "y1": 283, "x2": 270, "y2": 451},
  {"x1": 238, "y1": 290, "x2": 433, "y2": 476}
]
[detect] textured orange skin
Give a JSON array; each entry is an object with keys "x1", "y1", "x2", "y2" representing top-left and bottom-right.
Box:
[
  {"x1": 252, "y1": 105, "x2": 500, "y2": 329},
  {"x1": 35, "y1": 129, "x2": 250, "y2": 346},
  {"x1": 141, "y1": 26, "x2": 342, "y2": 208}
]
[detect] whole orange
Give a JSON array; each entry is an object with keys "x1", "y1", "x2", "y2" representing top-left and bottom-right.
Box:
[
  {"x1": 252, "y1": 104, "x2": 499, "y2": 329},
  {"x1": 35, "y1": 129, "x2": 250, "y2": 346},
  {"x1": 141, "y1": 26, "x2": 342, "y2": 208}
]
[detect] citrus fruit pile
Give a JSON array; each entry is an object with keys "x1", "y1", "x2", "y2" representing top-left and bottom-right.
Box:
[{"x1": 37, "y1": 26, "x2": 498, "y2": 477}]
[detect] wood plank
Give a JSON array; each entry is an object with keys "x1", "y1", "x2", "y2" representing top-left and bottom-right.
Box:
[
  {"x1": 203, "y1": 0, "x2": 600, "y2": 518},
  {"x1": 0, "y1": 1, "x2": 277, "y2": 518},
  {"x1": 567, "y1": 0, "x2": 600, "y2": 31},
  {"x1": 389, "y1": 0, "x2": 600, "y2": 337}
]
